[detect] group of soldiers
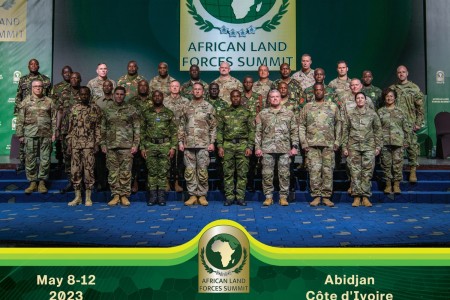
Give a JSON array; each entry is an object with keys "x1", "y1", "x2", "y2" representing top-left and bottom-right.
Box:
[{"x1": 14, "y1": 54, "x2": 424, "y2": 208}]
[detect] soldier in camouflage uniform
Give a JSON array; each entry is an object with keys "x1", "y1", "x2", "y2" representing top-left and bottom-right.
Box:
[
  {"x1": 66, "y1": 87, "x2": 102, "y2": 206},
  {"x1": 339, "y1": 79, "x2": 375, "y2": 112},
  {"x1": 141, "y1": 90, "x2": 177, "y2": 206},
  {"x1": 277, "y1": 81, "x2": 302, "y2": 114},
  {"x1": 94, "y1": 80, "x2": 114, "y2": 111},
  {"x1": 180, "y1": 64, "x2": 209, "y2": 100},
  {"x1": 361, "y1": 70, "x2": 382, "y2": 109},
  {"x1": 212, "y1": 62, "x2": 243, "y2": 104},
  {"x1": 255, "y1": 90, "x2": 299, "y2": 206},
  {"x1": 328, "y1": 60, "x2": 351, "y2": 96},
  {"x1": 205, "y1": 82, "x2": 228, "y2": 114},
  {"x1": 16, "y1": 80, "x2": 56, "y2": 194},
  {"x1": 117, "y1": 60, "x2": 146, "y2": 101},
  {"x1": 164, "y1": 80, "x2": 190, "y2": 192},
  {"x1": 342, "y1": 92, "x2": 382, "y2": 207},
  {"x1": 291, "y1": 54, "x2": 315, "y2": 90},
  {"x1": 389, "y1": 65, "x2": 424, "y2": 183},
  {"x1": 57, "y1": 72, "x2": 82, "y2": 193},
  {"x1": 87, "y1": 63, "x2": 116, "y2": 98},
  {"x1": 101, "y1": 86, "x2": 140, "y2": 206},
  {"x1": 217, "y1": 90, "x2": 255, "y2": 206},
  {"x1": 378, "y1": 88, "x2": 411, "y2": 194},
  {"x1": 270, "y1": 63, "x2": 306, "y2": 107},
  {"x1": 178, "y1": 83, "x2": 216, "y2": 206},
  {"x1": 304, "y1": 68, "x2": 338, "y2": 104},
  {"x1": 299, "y1": 83, "x2": 342, "y2": 207},
  {"x1": 51, "y1": 65, "x2": 73, "y2": 170},
  {"x1": 252, "y1": 65, "x2": 272, "y2": 101},
  {"x1": 14, "y1": 59, "x2": 52, "y2": 171},
  {"x1": 149, "y1": 62, "x2": 176, "y2": 97}
]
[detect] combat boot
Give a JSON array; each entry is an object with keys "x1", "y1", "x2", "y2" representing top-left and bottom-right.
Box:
[
  {"x1": 185, "y1": 195, "x2": 197, "y2": 206},
  {"x1": 352, "y1": 197, "x2": 361, "y2": 207},
  {"x1": 347, "y1": 186, "x2": 352, "y2": 194},
  {"x1": 38, "y1": 180, "x2": 48, "y2": 194},
  {"x1": 262, "y1": 198, "x2": 273, "y2": 206},
  {"x1": 279, "y1": 196, "x2": 289, "y2": 206},
  {"x1": 25, "y1": 181, "x2": 37, "y2": 194},
  {"x1": 68, "y1": 190, "x2": 82, "y2": 206},
  {"x1": 361, "y1": 197, "x2": 372, "y2": 207},
  {"x1": 322, "y1": 198, "x2": 335, "y2": 207},
  {"x1": 174, "y1": 178, "x2": 183, "y2": 192},
  {"x1": 147, "y1": 190, "x2": 157, "y2": 206},
  {"x1": 224, "y1": 199, "x2": 234, "y2": 206},
  {"x1": 131, "y1": 178, "x2": 139, "y2": 193},
  {"x1": 409, "y1": 167, "x2": 417, "y2": 183},
  {"x1": 384, "y1": 180, "x2": 392, "y2": 194},
  {"x1": 85, "y1": 189, "x2": 93, "y2": 206},
  {"x1": 120, "y1": 196, "x2": 131, "y2": 206},
  {"x1": 309, "y1": 197, "x2": 321, "y2": 207},
  {"x1": 166, "y1": 179, "x2": 171, "y2": 192},
  {"x1": 108, "y1": 195, "x2": 120, "y2": 206},
  {"x1": 198, "y1": 196, "x2": 208, "y2": 206},
  {"x1": 158, "y1": 190, "x2": 167, "y2": 206},
  {"x1": 393, "y1": 181, "x2": 402, "y2": 194}
]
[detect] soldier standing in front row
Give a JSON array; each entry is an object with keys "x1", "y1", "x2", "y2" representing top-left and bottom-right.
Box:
[
  {"x1": 101, "y1": 86, "x2": 140, "y2": 206},
  {"x1": 141, "y1": 90, "x2": 177, "y2": 206},
  {"x1": 255, "y1": 90, "x2": 299, "y2": 206},
  {"x1": 16, "y1": 80, "x2": 56, "y2": 194},
  {"x1": 66, "y1": 87, "x2": 102, "y2": 206},
  {"x1": 217, "y1": 90, "x2": 255, "y2": 206}
]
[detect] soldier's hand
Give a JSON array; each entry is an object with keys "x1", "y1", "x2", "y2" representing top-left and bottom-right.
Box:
[
  {"x1": 343, "y1": 149, "x2": 349, "y2": 157},
  {"x1": 19, "y1": 137, "x2": 24, "y2": 143},
  {"x1": 168, "y1": 148, "x2": 175, "y2": 159},
  {"x1": 245, "y1": 148, "x2": 252, "y2": 157},
  {"x1": 208, "y1": 144, "x2": 214, "y2": 152},
  {"x1": 413, "y1": 124, "x2": 421, "y2": 132},
  {"x1": 290, "y1": 148, "x2": 298, "y2": 156},
  {"x1": 52, "y1": 135, "x2": 56, "y2": 142},
  {"x1": 141, "y1": 149, "x2": 147, "y2": 159},
  {"x1": 218, "y1": 147, "x2": 224, "y2": 158},
  {"x1": 333, "y1": 144, "x2": 339, "y2": 151},
  {"x1": 404, "y1": 144, "x2": 409, "y2": 149},
  {"x1": 179, "y1": 143, "x2": 185, "y2": 151},
  {"x1": 101, "y1": 146, "x2": 107, "y2": 154},
  {"x1": 131, "y1": 147, "x2": 138, "y2": 154},
  {"x1": 375, "y1": 148, "x2": 380, "y2": 156},
  {"x1": 304, "y1": 147, "x2": 310, "y2": 152},
  {"x1": 255, "y1": 149, "x2": 263, "y2": 157}
]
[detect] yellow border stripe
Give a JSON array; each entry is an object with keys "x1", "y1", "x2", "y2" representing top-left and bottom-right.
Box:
[{"x1": 1, "y1": 220, "x2": 449, "y2": 266}]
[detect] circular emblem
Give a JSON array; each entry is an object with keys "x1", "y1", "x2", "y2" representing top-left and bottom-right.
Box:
[
  {"x1": 205, "y1": 233, "x2": 243, "y2": 270},
  {"x1": 200, "y1": 0, "x2": 276, "y2": 24}
]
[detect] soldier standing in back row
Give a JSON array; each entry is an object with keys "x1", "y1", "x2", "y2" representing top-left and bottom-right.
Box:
[{"x1": 66, "y1": 87, "x2": 101, "y2": 206}]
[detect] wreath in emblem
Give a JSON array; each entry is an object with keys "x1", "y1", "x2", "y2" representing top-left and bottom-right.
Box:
[
  {"x1": 0, "y1": 0, "x2": 15, "y2": 10},
  {"x1": 186, "y1": 0, "x2": 289, "y2": 37},
  {"x1": 200, "y1": 247, "x2": 248, "y2": 275}
]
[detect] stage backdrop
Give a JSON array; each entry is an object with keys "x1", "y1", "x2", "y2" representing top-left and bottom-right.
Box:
[{"x1": 0, "y1": 0, "x2": 53, "y2": 156}]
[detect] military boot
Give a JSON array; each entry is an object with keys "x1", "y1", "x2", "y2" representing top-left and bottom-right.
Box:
[
  {"x1": 120, "y1": 196, "x2": 131, "y2": 206},
  {"x1": 262, "y1": 198, "x2": 273, "y2": 206},
  {"x1": 224, "y1": 199, "x2": 234, "y2": 206},
  {"x1": 174, "y1": 178, "x2": 183, "y2": 192},
  {"x1": 384, "y1": 180, "x2": 392, "y2": 194},
  {"x1": 279, "y1": 196, "x2": 289, "y2": 206},
  {"x1": 166, "y1": 179, "x2": 171, "y2": 192},
  {"x1": 347, "y1": 186, "x2": 352, "y2": 194},
  {"x1": 322, "y1": 198, "x2": 334, "y2": 207},
  {"x1": 309, "y1": 197, "x2": 321, "y2": 207},
  {"x1": 131, "y1": 178, "x2": 139, "y2": 193},
  {"x1": 85, "y1": 189, "x2": 93, "y2": 206},
  {"x1": 25, "y1": 181, "x2": 37, "y2": 194},
  {"x1": 185, "y1": 195, "x2": 197, "y2": 206},
  {"x1": 158, "y1": 190, "x2": 167, "y2": 206},
  {"x1": 108, "y1": 195, "x2": 120, "y2": 206},
  {"x1": 352, "y1": 197, "x2": 361, "y2": 207},
  {"x1": 409, "y1": 167, "x2": 417, "y2": 183},
  {"x1": 393, "y1": 181, "x2": 402, "y2": 194},
  {"x1": 361, "y1": 197, "x2": 372, "y2": 207},
  {"x1": 198, "y1": 196, "x2": 208, "y2": 206},
  {"x1": 236, "y1": 199, "x2": 247, "y2": 206},
  {"x1": 68, "y1": 190, "x2": 82, "y2": 206},
  {"x1": 147, "y1": 190, "x2": 157, "y2": 206},
  {"x1": 38, "y1": 180, "x2": 48, "y2": 193}
]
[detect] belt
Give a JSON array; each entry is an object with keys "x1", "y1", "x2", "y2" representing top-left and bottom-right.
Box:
[
  {"x1": 150, "y1": 137, "x2": 170, "y2": 144},
  {"x1": 225, "y1": 138, "x2": 245, "y2": 144}
]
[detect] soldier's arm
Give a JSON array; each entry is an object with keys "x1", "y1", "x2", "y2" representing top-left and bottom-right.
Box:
[
  {"x1": 334, "y1": 105, "x2": 343, "y2": 149},
  {"x1": 216, "y1": 111, "x2": 224, "y2": 148},
  {"x1": 168, "y1": 112, "x2": 177, "y2": 150},
  {"x1": 298, "y1": 107, "x2": 308, "y2": 149},
  {"x1": 289, "y1": 112, "x2": 299, "y2": 149},
  {"x1": 15, "y1": 102, "x2": 25, "y2": 138},
  {"x1": 177, "y1": 108, "x2": 186, "y2": 146},
  {"x1": 14, "y1": 78, "x2": 24, "y2": 115},
  {"x1": 341, "y1": 112, "x2": 350, "y2": 152},
  {"x1": 414, "y1": 90, "x2": 425, "y2": 128},
  {"x1": 254, "y1": 113, "x2": 262, "y2": 151},
  {"x1": 208, "y1": 106, "x2": 217, "y2": 145},
  {"x1": 247, "y1": 112, "x2": 256, "y2": 150},
  {"x1": 373, "y1": 112, "x2": 383, "y2": 152},
  {"x1": 131, "y1": 109, "x2": 141, "y2": 149}
]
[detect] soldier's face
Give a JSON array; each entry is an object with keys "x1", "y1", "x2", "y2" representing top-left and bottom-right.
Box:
[
  {"x1": 278, "y1": 84, "x2": 288, "y2": 98},
  {"x1": 280, "y1": 64, "x2": 291, "y2": 78},
  {"x1": 219, "y1": 63, "x2": 230, "y2": 76},
  {"x1": 152, "y1": 92, "x2": 164, "y2": 105},
  {"x1": 103, "y1": 81, "x2": 114, "y2": 94},
  {"x1": 301, "y1": 56, "x2": 312, "y2": 70},
  {"x1": 190, "y1": 66, "x2": 200, "y2": 80},
  {"x1": 355, "y1": 94, "x2": 366, "y2": 108},
  {"x1": 243, "y1": 77, "x2": 253, "y2": 92},
  {"x1": 385, "y1": 91, "x2": 396, "y2": 106},
  {"x1": 127, "y1": 62, "x2": 138, "y2": 76},
  {"x1": 28, "y1": 60, "x2": 39, "y2": 73},
  {"x1": 337, "y1": 63, "x2": 348, "y2": 76},
  {"x1": 350, "y1": 80, "x2": 362, "y2": 94},
  {"x1": 230, "y1": 91, "x2": 241, "y2": 107},
  {"x1": 170, "y1": 82, "x2": 180, "y2": 94},
  {"x1": 209, "y1": 85, "x2": 219, "y2": 98},
  {"x1": 62, "y1": 67, "x2": 72, "y2": 81},
  {"x1": 158, "y1": 63, "x2": 168, "y2": 77},
  {"x1": 114, "y1": 90, "x2": 126, "y2": 103},
  {"x1": 362, "y1": 72, "x2": 373, "y2": 85},
  {"x1": 193, "y1": 85, "x2": 204, "y2": 100},
  {"x1": 397, "y1": 67, "x2": 408, "y2": 82},
  {"x1": 70, "y1": 73, "x2": 81, "y2": 87},
  {"x1": 97, "y1": 64, "x2": 108, "y2": 78},
  {"x1": 79, "y1": 88, "x2": 91, "y2": 103},
  {"x1": 138, "y1": 82, "x2": 149, "y2": 95},
  {"x1": 269, "y1": 91, "x2": 281, "y2": 107},
  {"x1": 314, "y1": 85, "x2": 324, "y2": 100},
  {"x1": 31, "y1": 81, "x2": 44, "y2": 97},
  {"x1": 258, "y1": 66, "x2": 269, "y2": 80},
  {"x1": 314, "y1": 69, "x2": 325, "y2": 83}
]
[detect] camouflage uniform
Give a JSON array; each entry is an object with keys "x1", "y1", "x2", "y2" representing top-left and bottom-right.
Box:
[
  {"x1": 149, "y1": 75, "x2": 176, "y2": 97},
  {"x1": 50, "y1": 81, "x2": 70, "y2": 165},
  {"x1": 271, "y1": 78, "x2": 306, "y2": 105},
  {"x1": 342, "y1": 107, "x2": 382, "y2": 197},
  {"x1": 378, "y1": 107, "x2": 411, "y2": 182},
  {"x1": 117, "y1": 74, "x2": 146, "y2": 101},
  {"x1": 101, "y1": 101, "x2": 140, "y2": 197},
  {"x1": 328, "y1": 77, "x2": 351, "y2": 96},
  {"x1": 362, "y1": 85, "x2": 382, "y2": 109},
  {"x1": 299, "y1": 101, "x2": 342, "y2": 198},
  {"x1": 128, "y1": 95, "x2": 153, "y2": 120},
  {"x1": 389, "y1": 81, "x2": 424, "y2": 167},
  {"x1": 292, "y1": 69, "x2": 315, "y2": 90},
  {"x1": 217, "y1": 106, "x2": 255, "y2": 200},
  {"x1": 304, "y1": 84, "x2": 338, "y2": 104},
  {"x1": 252, "y1": 80, "x2": 272, "y2": 101},
  {"x1": 180, "y1": 79, "x2": 209, "y2": 101},
  {"x1": 178, "y1": 100, "x2": 217, "y2": 197},
  {"x1": 339, "y1": 91, "x2": 375, "y2": 112},
  {"x1": 212, "y1": 76, "x2": 243, "y2": 104},
  {"x1": 241, "y1": 92, "x2": 263, "y2": 119},
  {"x1": 141, "y1": 106, "x2": 177, "y2": 190},
  {"x1": 66, "y1": 102, "x2": 102, "y2": 190},
  {"x1": 255, "y1": 107, "x2": 299, "y2": 199},
  {"x1": 15, "y1": 95, "x2": 56, "y2": 182},
  {"x1": 94, "y1": 95, "x2": 114, "y2": 111},
  {"x1": 280, "y1": 97, "x2": 301, "y2": 115},
  {"x1": 205, "y1": 95, "x2": 229, "y2": 115},
  {"x1": 87, "y1": 77, "x2": 116, "y2": 98}
]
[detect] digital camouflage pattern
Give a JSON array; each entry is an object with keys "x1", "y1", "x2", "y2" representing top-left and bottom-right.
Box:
[
  {"x1": 164, "y1": 95, "x2": 189, "y2": 126},
  {"x1": 180, "y1": 79, "x2": 209, "y2": 100},
  {"x1": 212, "y1": 76, "x2": 243, "y2": 104},
  {"x1": 271, "y1": 78, "x2": 306, "y2": 103},
  {"x1": 205, "y1": 96, "x2": 229, "y2": 115},
  {"x1": 252, "y1": 79, "x2": 272, "y2": 100},
  {"x1": 14, "y1": 73, "x2": 52, "y2": 114},
  {"x1": 362, "y1": 85, "x2": 382, "y2": 109},
  {"x1": 87, "y1": 77, "x2": 116, "y2": 98},
  {"x1": 141, "y1": 106, "x2": 177, "y2": 190},
  {"x1": 128, "y1": 95, "x2": 153, "y2": 121},
  {"x1": 304, "y1": 85, "x2": 338, "y2": 104},
  {"x1": 241, "y1": 91, "x2": 263, "y2": 119},
  {"x1": 149, "y1": 75, "x2": 176, "y2": 97},
  {"x1": 328, "y1": 77, "x2": 351, "y2": 96},
  {"x1": 280, "y1": 97, "x2": 301, "y2": 115},
  {"x1": 291, "y1": 69, "x2": 315, "y2": 90},
  {"x1": 183, "y1": 148, "x2": 210, "y2": 197},
  {"x1": 51, "y1": 81, "x2": 70, "y2": 103},
  {"x1": 58, "y1": 87, "x2": 81, "y2": 135},
  {"x1": 117, "y1": 74, "x2": 146, "y2": 101},
  {"x1": 106, "y1": 149, "x2": 133, "y2": 197}
]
